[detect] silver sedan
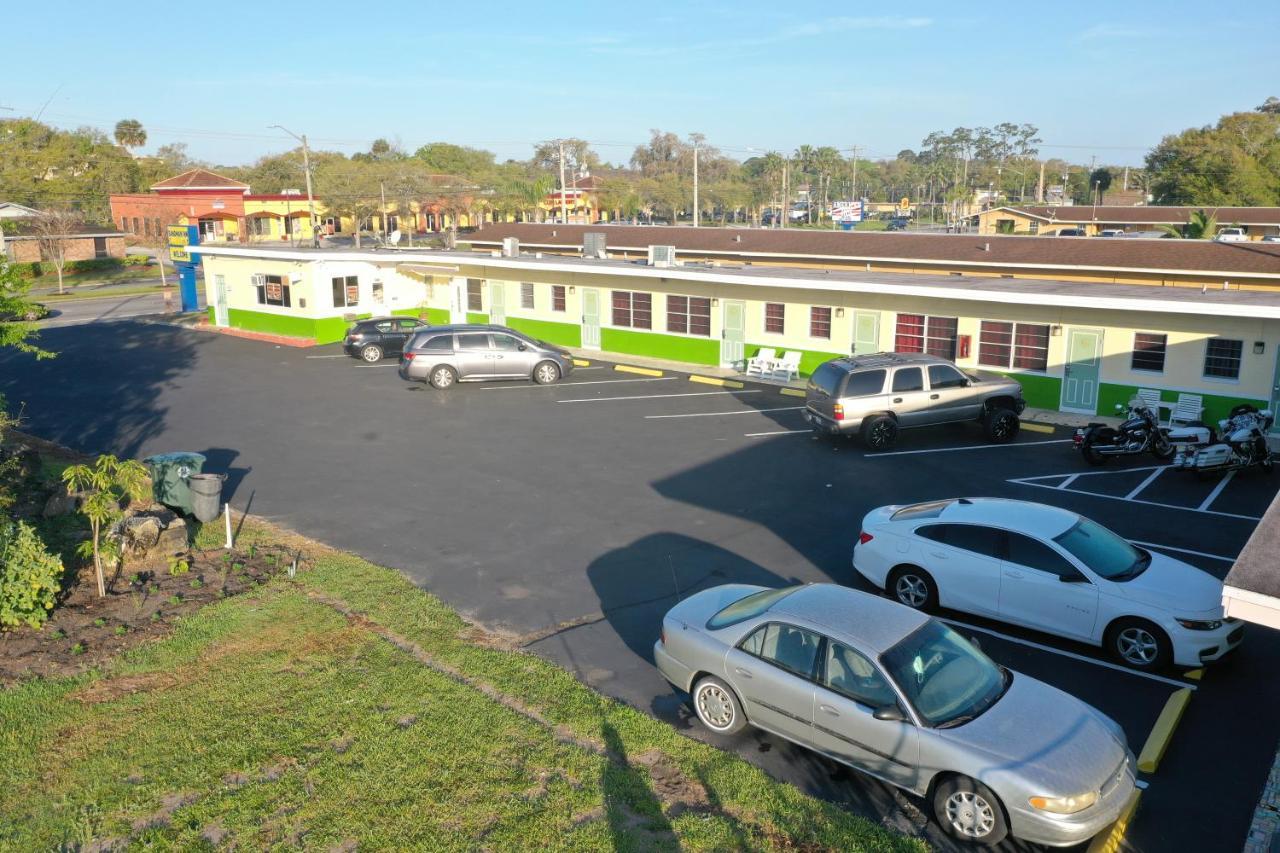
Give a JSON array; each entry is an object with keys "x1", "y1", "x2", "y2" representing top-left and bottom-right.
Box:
[{"x1": 655, "y1": 583, "x2": 1136, "y2": 847}]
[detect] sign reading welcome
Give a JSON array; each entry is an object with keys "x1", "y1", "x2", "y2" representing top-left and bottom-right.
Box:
[{"x1": 167, "y1": 225, "x2": 192, "y2": 263}]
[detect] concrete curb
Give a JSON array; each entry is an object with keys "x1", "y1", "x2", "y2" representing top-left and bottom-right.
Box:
[
  {"x1": 613, "y1": 364, "x2": 663, "y2": 377},
  {"x1": 571, "y1": 358, "x2": 591, "y2": 367},
  {"x1": 1086, "y1": 789, "x2": 1142, "y2": 853},
  {"x1": 779, "y1": 387, "x2": 806, "y2": 398},
  {"x1": 1137, "y1": 687, "x2": 1192, "y2": 773}
]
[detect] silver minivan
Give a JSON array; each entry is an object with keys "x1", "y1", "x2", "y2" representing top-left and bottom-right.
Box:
[{"x1": 398, "y1": 324, "x2": 575, "y2": 389}]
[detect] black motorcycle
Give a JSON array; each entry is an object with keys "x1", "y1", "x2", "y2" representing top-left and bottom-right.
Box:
[{"x1": 1074, "y1": 400, "x2": 1173, "y2": 466}]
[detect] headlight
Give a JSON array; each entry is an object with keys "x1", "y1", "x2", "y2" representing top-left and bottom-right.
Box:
[
  {"x1": 1176, "y1": 618, "x2": 1223, "y2": 631},
  {"x1": 1028, "y1": 790, "x2": 1098, "y2": 814}
]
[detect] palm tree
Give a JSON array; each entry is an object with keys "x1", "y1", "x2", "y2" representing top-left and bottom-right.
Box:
[
  {"x1": 114, "y1": 119, "x2": 147, "y2": 155},
  {"x1": 511, "y1": 175, "x2": 554, "y2": 222},
  {"x1": 1159, "y1": 209, "x2": 1218, "y2": 239}
]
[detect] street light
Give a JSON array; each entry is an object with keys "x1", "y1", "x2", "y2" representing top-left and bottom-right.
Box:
[
  {"x1": 269, "y1": 125, "x2": 319, "y2": 247},
  {"x1": 1092, "y1": 180, "x2": 1102, "y2": 220}
]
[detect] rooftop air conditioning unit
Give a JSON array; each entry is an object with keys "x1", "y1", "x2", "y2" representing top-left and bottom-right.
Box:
[
  {"x1": 583, "y1": 232, "x2": 607, "y2": 259},
  {"x1": 502, "y1": 237, "x2": 520, "y2": 258},
  {"x1": 648, "y1": 245, "x2": 676, "y2": 268}
]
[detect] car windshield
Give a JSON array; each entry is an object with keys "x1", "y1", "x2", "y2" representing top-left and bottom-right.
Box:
[
  {"x1": 1052, "y1": 517, "x2": 1149, "y2": 580},
  {"x1": 881, "y1": 621, "x2": 1007, "y2": 728},
  {"x1": 706, "y1": 586, "x2": 801, "y2": 630}
]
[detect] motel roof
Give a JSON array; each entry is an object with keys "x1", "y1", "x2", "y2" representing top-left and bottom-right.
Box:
[
  {"x1": 466, "y1": 223, "x2": 1280, "y2": 280},
  {"x1": 192, "y1": 242, "x2": 1280, "y2": 322}
]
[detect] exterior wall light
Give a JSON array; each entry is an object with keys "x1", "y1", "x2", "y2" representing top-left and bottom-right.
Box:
[
  {"x1": 711, "y1": 298, "x2": 719, "y2": 307},
  {"x1": 1254, "y1": 341, "x2": 1265, "y2": 355},
  {"x1": 835, "y1": 307, "x2": 845, "y2": 318},
  {"x1": 1050, "y1": 325, "x2": 1063, "y2": 336},
  {"x1": 568, "y1": 286, "x2": 575, "y2": 294}
]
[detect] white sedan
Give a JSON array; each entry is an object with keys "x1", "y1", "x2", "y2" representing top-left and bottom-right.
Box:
[{"x1": 852, "y1": 498, "x2": 1242, "y2": 670}]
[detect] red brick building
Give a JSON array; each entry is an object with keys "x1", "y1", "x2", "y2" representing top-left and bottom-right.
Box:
[{"x1": 110, "y1": 169, "x2": 250, "y2": 243}]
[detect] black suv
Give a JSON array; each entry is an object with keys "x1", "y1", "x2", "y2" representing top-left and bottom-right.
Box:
[{"x1": 343, "y1": 317, "x2": 428, "y2": 362}]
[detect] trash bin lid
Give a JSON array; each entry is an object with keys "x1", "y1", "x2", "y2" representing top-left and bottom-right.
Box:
[{"x1": 143, "y1": 452, "x2": 206, "y2": 479}]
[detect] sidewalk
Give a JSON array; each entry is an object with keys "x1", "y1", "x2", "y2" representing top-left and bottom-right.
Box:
[{"x1": 564, "y1": 346, "x2": 1115, "y2": 431}]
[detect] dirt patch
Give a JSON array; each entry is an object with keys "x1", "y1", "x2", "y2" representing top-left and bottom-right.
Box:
[
  {"x1": 70, "y1": 671, "x2": 179, "y2": 704},
  {"x1": 634, "y1": 749, "x2": 713, "y2": 815},
  {"x1": 131, "y1": 790, "x2": 200, "y2": 832}
]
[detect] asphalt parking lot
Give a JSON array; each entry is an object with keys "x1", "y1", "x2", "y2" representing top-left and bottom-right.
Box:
[{"x1": 3, "y1": 319, "x2": 1277, "y2": 852}]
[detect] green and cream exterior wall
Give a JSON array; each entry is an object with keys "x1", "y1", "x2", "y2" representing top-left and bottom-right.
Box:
[{"x1": 197, "y1": 248, "x2": 1280, "y2": 425}]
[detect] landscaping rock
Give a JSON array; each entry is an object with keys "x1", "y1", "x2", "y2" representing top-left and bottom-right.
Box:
[
  {"x1": 121, "y1": 516, "x2": 162, "y2": 557},
  {"x1": 154, "y1": 516, "x2": 189, "y2": 555},
  {"x1": 42, "y1": 489, "x2": 82, "y2": 518}
]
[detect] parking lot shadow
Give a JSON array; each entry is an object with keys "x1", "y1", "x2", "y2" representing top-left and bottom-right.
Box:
[
  {"x1": 0, "y1": 321, "x2": 202, "y2": 460},
  {"x1": 586, "y1": 531, "x2": 801, "y2": 671}
]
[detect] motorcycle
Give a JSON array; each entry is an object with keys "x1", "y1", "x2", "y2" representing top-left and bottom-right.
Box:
[
  {"x1": 1074, "y1": 399, "x2": 1172, "y2": 466},
  {"x1": 1168, "y1": 404, "x2": 1275, "y2": 476}
]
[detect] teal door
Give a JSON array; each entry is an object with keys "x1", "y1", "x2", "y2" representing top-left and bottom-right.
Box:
[
  {"x1": 1271, "y1": 345, "x2": 1280, "y2": 434},
  {"x1": 721, "y1": 300, "x2": 746, "y2": 368},
  {"x1": 582, "y1": 289, "x2": 601, "y2": 349},
  {"x1": 1061, "y1": 328, "x2": 1103, "y2": 413},
  {"x1": 852, "y1": 310, "x2": 879, "y2": 355},
  {"x1": 213, "y1": 274, "x2": 229, "y2": 326},
  {"x1": 489, "y1": 281, "x2": 505, "y2": 324}
]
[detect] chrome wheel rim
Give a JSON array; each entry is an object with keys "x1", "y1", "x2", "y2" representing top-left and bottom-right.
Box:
[
  {"x1": 991, "y1": 415, "x2": 1013, "y2": 439},
  {"x1": 870, "y1": 422, "x2": 895, "y2": 448},
  {"x1": 1117, "y1": 627, "x2": 1158, "y2": 665},
  {"x1": 895, "y1": 575, "x2": 928, "y2": 608},
  {"x1": 696, "y1": 684, "x2": 734, "y2": 730},
  {"x1": 362, "y1": 347, "x2": 381, "y2": 362},
  {"x1": 536, "y1": 364, "x2": 558, "y2": 384},
  {"x1": 945, "y1": 791, "x2": 995, "y2": 838},
  {"x1": 433, "y1": 368, "x2": 454, "y2": 388}
]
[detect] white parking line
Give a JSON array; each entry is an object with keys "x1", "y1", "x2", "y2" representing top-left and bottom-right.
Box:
[
  {"x1": 557, "y1": 390, "x2": 761, "y2": 404},
  {"x1": 1130, "y1": 541, "x2": 1236, "y2": 563},
  {"x1": 1198, "y1": 470, "x2": 1236, "y2": 512},
  {"x1": 483, "y1": 377, "x2": 676, "y2": 391},
  {"x1": 646, "y1": 406, "x2": 805, "y2": 420},
  {"x1": 1057, "y1": 474, "x2": 1081, "y2": 490},
  {"x1": 939, "y1": 617, "x2": 1198, "y2": 690},
  {"x1": 1009, "y1": 474, "x2": 1261, "y2": 521},
  {"x1": 305, "y1": 354, "x2": 347, "y2": 359},
  {"x1": 1125, "y1": 467, "x2": 1166, "y2": 500},
  {"x1": 865, "y1": 439, "x2": 1072, "y2": 458}
]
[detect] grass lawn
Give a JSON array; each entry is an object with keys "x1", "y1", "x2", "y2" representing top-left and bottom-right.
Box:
[
  {"x1": 40, "y1": 284, "x2": 169, "y2": 303},
  {"x1": 0, "y1": 519, "x2": 923, "y2": 852}
]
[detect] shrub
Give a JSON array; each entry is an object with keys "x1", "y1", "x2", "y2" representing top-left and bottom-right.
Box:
[
  {"x1": 9, "y1": 262, "x2": 42, "y2": 280},
  {"x1": 123, "y1": 255, "x2": 151, "y2": 267},
  {"x1": 63, "y1": 258, "x2": 123, "y2": 275},
  {"x1": 0, "y1": 520, "x2": 64, "y2": 629}
]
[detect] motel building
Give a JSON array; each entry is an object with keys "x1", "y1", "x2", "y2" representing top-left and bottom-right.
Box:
[{"x1": 192, "y1": 234, "x2": 1280, "y2": 431}]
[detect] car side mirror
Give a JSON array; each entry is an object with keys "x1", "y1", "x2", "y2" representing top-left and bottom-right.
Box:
[
  {"x1": 517, "y1": 343, "x2": 527, "y2": 351},
  {"x1": 873, "y1": 704, "x2": 907, "y2": 723}
]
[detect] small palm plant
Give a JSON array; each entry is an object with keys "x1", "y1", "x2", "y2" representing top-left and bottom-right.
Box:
[
  {"x1": 62, "y1": 455, "x2": 150, "y2": 597},
  {"x1": 1159, "y1": 209, "x2": 1218, "y2": 239}
]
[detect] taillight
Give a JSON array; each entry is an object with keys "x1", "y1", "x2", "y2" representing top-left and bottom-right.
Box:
[
  {"x1": 403, "y1": 352, "x2": 416, "y2": 361},
  {"x1": 660, "y1": 627, "x2": 666, "y2": 646},
  {"x1": 858, "y1": 531, "x2": 874, "y2": 545},
  {"x1": 833, "y1": 403, "x2": 845, "y2": 421}
]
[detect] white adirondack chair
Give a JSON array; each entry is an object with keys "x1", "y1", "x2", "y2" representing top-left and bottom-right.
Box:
[
  {"x1": 1169, "y1": 393, "x2": 1205, "y2": 427},
  {"x1": 1134, "y1": 388, "x2": 1166, "y2": 424},
  {"x1": 771, "y1": 350, "x2": 801, "y2": 381},
  {"x1": 746, "y1": 347, "x2": 777, "y2": 377}
]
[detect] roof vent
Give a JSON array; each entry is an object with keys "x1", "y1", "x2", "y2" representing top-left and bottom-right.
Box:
[
  {"x1": 551, "y1": 230, "x2": 557, "y2": 238},
  {"x1": 983, "y1": 242, "x2": 990, "y2": 252},
  {"x1": 583, "y1": 232, "x2": 607, "y2": 259},
  {"x1": 501, "y1": 237, "x2": 519, "y2": 258},
  {"x1": 732, "y1": 234, "x2": 742, "y2": 243},
  {"x1": 647, "y1": 245, "x2": 676, "y2": 268}
]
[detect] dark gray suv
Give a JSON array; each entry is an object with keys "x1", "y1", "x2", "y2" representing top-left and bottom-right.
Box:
[
  {"x1": 398, "y1": 324, "x2": 575, "y2": 389},
  {"x1": 804, "y1": 353, "x2": 1026, "y2": 450}
]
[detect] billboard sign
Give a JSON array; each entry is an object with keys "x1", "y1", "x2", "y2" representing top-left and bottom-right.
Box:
[
  {"x1": 830, "y1": 200, "x2": 864, "y2": 223},
  {"x1": 167, "y1": 225, "x2": 192, "y2": 263}
]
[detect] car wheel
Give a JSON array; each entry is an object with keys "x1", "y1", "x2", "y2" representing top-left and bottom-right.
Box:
[
  {"x1": 1106, "y1": 618, "x2": 1171, "y2": 670},
  {"x1": 933, "y1": 776, "x2": 1008, "y2": 846},
  {"x1": 429, "y1": 365, "x2": 458, "y2": 390},
  {"x1": 533, "y1": 360, "x2": 561, "y2": 385},
  {"x1": 983, "y1": 408, "x2": 1020, "y2": 443},
  {"x1": 861, "y1": 415, "x2": 898, "y2": 451},
  {"x1": 691, "y1": 676, "x2": 748, "y2": 735},
  {"x1": 360, "y1": 344, "x2": 384, "y2": 363},
  {"x1": 886, "y1": 566, "x2": 938, "y2": 612}
]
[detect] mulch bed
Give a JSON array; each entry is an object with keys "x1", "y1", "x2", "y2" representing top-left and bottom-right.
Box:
[{"x1": 0, "y1": 544, "x2": 292, "y2": 686}]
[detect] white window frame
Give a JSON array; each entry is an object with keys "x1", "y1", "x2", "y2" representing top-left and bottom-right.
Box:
[
  {"x1": 1202, "y1": 337, "x2": 1243, "y2": 383},
  {"x1": 977, "y1": 319, "x2": 1050, "y2": 373},
  {"x1": 1130, "y1": 332, "x2": 1168, "y2": 374}
]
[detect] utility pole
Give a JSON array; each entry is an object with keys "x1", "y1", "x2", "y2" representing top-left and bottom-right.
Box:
[
  {"x1": 269, "y1": 125, "x2": 318, "y2": 247},
  {"x1": 850, "y1": 145, "x2": 860, "y2": 201},
  {"x1": 781, "y1": 162, "x2": 788, "y2": 229},
  {"x1": 1037, "y1": 161, "x2": 1045, "y2": 203},
  {"x1": 692, "y1": 142, "x2": 700, "y2": 228},
  {"x1": 1122, "y1": 165, "x2": 1130, "y2": 191},
  {"x1": 558, "y1": 140, "x2": 568, "y2": 225},
  {"x1": 380, "y1": 181, "x2": 388, "y2": 240}
]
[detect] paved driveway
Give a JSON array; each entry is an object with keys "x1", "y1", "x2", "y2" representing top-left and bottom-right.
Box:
[{"x1": 2, "y1": 320, "x2": 1276, "y2": 852}]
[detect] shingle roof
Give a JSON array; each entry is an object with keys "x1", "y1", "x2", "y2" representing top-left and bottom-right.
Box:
[
  {"x1": 469, "y1": 223, "x2": 1280, "y2": 278},
  {"x1": 1002, "y1": 205, "x2": 1280, "y2": 225},
  {"x1": 151, "y1": 169, "x2": 249, "y2": 191}
]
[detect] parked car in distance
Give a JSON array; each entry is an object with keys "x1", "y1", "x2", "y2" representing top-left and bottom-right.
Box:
[
  {"x1": 1097, "y1": 229, "x2": 1125, "y2": 238},
  {"x1": 853, "y1": 498, "x2": 1243, "y2": 670},
  {"x1": 1262, "y1": 235, "x2": 1280, "y2": 243},
  {"x1": 343, "y1": 316, "x2": 429, "y2": 362},
  {"x1": 655, "y1": 582, "x2": 1136, "y2": 847},
  {"x1": 804, "y1": 353, "x2": 1026, "y2": 450},
  {"x1": 1055, "y1": 228, "x2": 1087, "y2": 237},
  {"x1": 398, "y1": 323, "x2": 574, "y2": 389},
  {"x1": 886, "y1": 217, "x2": 910, "y2": 231},
  {"x1": 1213, "y1": 227, "x2": 1248, "y2": 242}
]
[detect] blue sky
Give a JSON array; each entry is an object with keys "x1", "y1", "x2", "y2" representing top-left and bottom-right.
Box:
[{"x1": 5, "y1": 1, "x2": 1278, "y2": 167}]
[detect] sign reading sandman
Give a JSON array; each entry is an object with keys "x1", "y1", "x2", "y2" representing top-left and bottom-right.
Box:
[{"x1": 168, "y1": 225, "x2": 192, "y2": 263}]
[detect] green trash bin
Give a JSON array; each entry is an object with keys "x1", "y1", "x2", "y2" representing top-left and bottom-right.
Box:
[{"x1": 142, "y1": 452, "x2": 206, "y2": 515}]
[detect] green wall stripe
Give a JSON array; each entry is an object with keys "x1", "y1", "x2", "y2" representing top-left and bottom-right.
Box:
[
  {"x1": 423, "y1": 308, "x2": 451, "y2": 325},
  {"x1": 505, "y1": 316, "x2": 582, "y2": 347},
  {"x1": 225, "y1": 308, "x2": 317, "y2": 340},
  {"x1": 466, "y1": 312, "x2": 489, "y2": 324},
  {"x1": 746, "y1": 343, "x2": 844, "y2": 377},
  {"x1": 1097, "y1": 382, "x2": 1266, "y2": 424},
  {"x1": 601, "y1": 327, "x2": 720, "y2": 365},
  {"x1": 982, "y1": 371, "x2": 1062, "y2": 410}
]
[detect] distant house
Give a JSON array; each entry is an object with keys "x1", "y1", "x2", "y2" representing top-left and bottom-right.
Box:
[
  {"x1": 0, "y1": 202, "x2": 39, "y2": 220},
  {"x1": 2, "y1": 223, "x2": 127, "y2": 264},
  {"x1": 977, "y1": 205, "x2": 1280, "y2": 238}
]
